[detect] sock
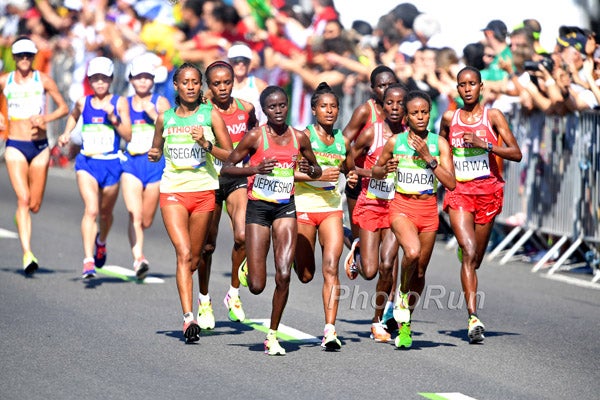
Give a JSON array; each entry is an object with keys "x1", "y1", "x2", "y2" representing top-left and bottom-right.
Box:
[
  {"x1": 383, "y1": 301, "x2": 393, "y2": 314},
  {"x1": 228, "y1": 286, "x2": 239, "y2": 297},
  {"x1": 199, "y1": 293, "x2": 210, "y2": 304},
  {"x1": 183, "y1": 312, "x2": 194, "y2": 323},
  {"x1": 267, "y1": 329, "x2": 277, "y2": 338},
  {"x1": 324, "y1": 323, "x2": 335, "y2": 334},
  {"x1": 83, "y1": 257, "x2": 94, "y2": 264}
]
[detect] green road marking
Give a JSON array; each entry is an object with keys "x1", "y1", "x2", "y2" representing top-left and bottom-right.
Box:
[
  {"x1": 243, "y1": 319, "x2": 320, "y2": 343},
  {"x1": 95, "y1": 265, "x2": 164, "y2": 284}
]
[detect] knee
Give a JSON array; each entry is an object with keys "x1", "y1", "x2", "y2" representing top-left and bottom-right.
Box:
[
  {"x1": 233, "y1": 228, "x2": 245, "y2": 247},
  {"x1": 321, "y1": 258, "x2": 339, "y2": 281},
  {"x1": 141, "y1": 219, "x2": 153, "y2": 230},
  {"x1": 275, "y1": 267, "x2": 291, "y2": 288},
  {"x1": 29, "y1": 203, "x2": 41, "y2": 214},
  {"x1": 248, "y1": 281, "x2": 265, "y2": 295},
  {"x1": 203, "y1": 243, "x2": 215, "y2": 256},
  {"x1": 378, "y1": 261, "x2": 394, "y2": 280},
  {"x1": 403, "y1": 248, "x2": 420, "y2": 265}
]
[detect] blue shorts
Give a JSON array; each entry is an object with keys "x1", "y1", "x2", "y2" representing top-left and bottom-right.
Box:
[
  {"x1": 74, "y1": 154, "x2": 123, "y2": 188},
  {"x1": 121, "y1": 152, "x2": 164, "y2": 188},
  {"x1": 6, "y1": 138, "x2": 49, "y2": 163}
]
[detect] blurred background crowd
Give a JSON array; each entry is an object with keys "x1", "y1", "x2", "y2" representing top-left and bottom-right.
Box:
[{"x1": 1, "y1": 0, "x2": 600, "y2": 164}]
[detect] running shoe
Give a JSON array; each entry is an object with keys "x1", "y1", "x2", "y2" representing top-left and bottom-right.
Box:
[
  {"x1": 183, "y1": 320, "x2": 201, "y2": 344},
  {"x1": 343, "y1": 238, "x2": 360, "y2": 280},
  {"x1": 264, "y1": 333, "x2": 286, "y2": 356},
  {"x1": 238, "y1": 258, "x2": 248, "y2": 287},
  {"x1": 393, "y1": 292, "x2": 411, "y2": 324},
  {"x1": 23, "y1": 251, "x2": 39, "y2": 275},
  {"x1": 382, "y1": 304, "x2": 398, "y2": 333},
  {"x1": 370, "y1": 321, "x2": 391, "y2": 342},
  {"x1": 321, "y1": 328, "x2": 342, "y2": 351},
  {"x1": 468, "y1": 314, "x2": 485, "y2": 344},
  {"x1": 134, "y1": 258, "x2": 149, "y2": 280},
  {"x1": 457, "y1": 246, "x2": 463, "y2": 263},
  {"x1": 82, "y1": 260, "x2": 96, "y2": 279},
  {"x1": 395, "y1": 322, "x2": 412, "y2": 348},
  {"x1": 223, "y1": 293, "x2": 245, "y2": 322},
  {"x1": 94, "y1": 234, "x2": 107, "y2": 268},
  {"x1": 197, "y1": 300, "x2": 215, "y2": 330}
]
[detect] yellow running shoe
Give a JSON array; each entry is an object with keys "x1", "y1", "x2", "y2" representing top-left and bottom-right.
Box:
[
  {"x1": 393, "y1": 292, "x2": 411, "y2": 324},
  {"x1": 395, "y1": 322, "x2": 412, "y2": 348},
  {"x1": 23, "y1": 251, "x2": 39, "y2": 275},
  {"x1": 197, "y1": 300, "x2": 215, "y2": 330},
  {"x1": 238, "y1": 258, "x2": 248, "y2": 287},
  {"x1": 468, "y1": 314, "x2": 485, "y2": 344},
  {"x1": 264, "y1": 333, "x2": 286, "y2": 356},
  {"x1": 223, "y1": 293, "x2": 245, "y2": 322}
]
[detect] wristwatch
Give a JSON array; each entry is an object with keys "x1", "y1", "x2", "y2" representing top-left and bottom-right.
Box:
[
  {"x1": 204, "y1": 140, "x2": 213, "y2": 153},
  {"x1": 486, "y1": 142, "x2": 493, "y2": 152},
  {"x1": 427, "y1": 159, "x2": 438, "y2": 170}
]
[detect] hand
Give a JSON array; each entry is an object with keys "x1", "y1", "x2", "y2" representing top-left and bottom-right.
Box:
[
  {"x1": 148, "y1": 147, "x2": 162, "y2": 162},
  {"x1": 256, "y1": 157, "x2": 277, "y2": 174},
  {"x1": 190, "y1": 126, "x2": 206, "y2": 145},
  {"x1": 57, "y1": 133, "x2": 70, "y2": 148},
  {"x1": 383, "y1": 158, "x2": 399, "y2": 174},
  {"x1": 407, "y1": 134, "x2": 431, "y2": 158},
  {"x1": 461, "y1": 131, "x2": 486, "y2": 149},
  {"x1": 346, "y1": 170, "x2": 358, "y2": 188},
  {"x1": 320, "y1": 166, "x2": 340, "y2": 181}
]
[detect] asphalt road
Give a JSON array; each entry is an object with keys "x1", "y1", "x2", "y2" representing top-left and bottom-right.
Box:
[{"x1": 1, "y1": 164, "x2": 599, "y2": 400}]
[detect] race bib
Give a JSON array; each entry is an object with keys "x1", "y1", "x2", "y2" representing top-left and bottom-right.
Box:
[
  {"x1": 127, "y1": 123, "x2": 154, "y2": 155},
  {"x1": 252, "y1": 167, "x2": 294, "y2": 203},
  {"x1": 81, "y1": 124, "x2": 115, "y2": 156},
  {"x1": 166, "y1": 134, "x2": 207, "y2": 169},
  {"x1": 453, "y1": 147, "x2": 491, "y2": 182},
  {"x1": 366, "y1": 173, "x2": 395, "y2": 200},
  {"x1": 306, "y1": 165, "x2": 336, "y2": 191}
]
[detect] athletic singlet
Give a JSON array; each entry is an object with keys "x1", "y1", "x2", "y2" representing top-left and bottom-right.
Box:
[
  {"x1": 126, "y1": 92, "x2": 159, "y2": 155},
  {"x1": 209, "y1": 98, "x2": 250, "y2": 173},
  {"x1": 448, "y1": 108, "x2": 504, "y2": 195},
  {"x1": 247, "y1": 126, "x2": 298, "y2": 204},
  {"x1": 80, "y1": 95, "x2": 121, "y2": 159},
  {"x1": 353, "y1": 98, "x2": 384, "y2": 168},
  {"x1": 361, "y1": 122, "x2": 395, "y2": 201},
  {"x1": 232, "y1": 76, "x2": 264, "y2": 122},
  {"x1": 295, "y1": 125, "x2": 345, "y2": 212},
  {"x1": 160, "y1": 104, "x2": 218, "y2": 193},
  {"x1": 3, "y1": 71, "x2": 45, "y2": 121},
  {"x1": 394, "y1": 131, "x2": 440, "y2": 195}
]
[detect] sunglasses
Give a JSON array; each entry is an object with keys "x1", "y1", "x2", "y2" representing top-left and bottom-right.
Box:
[
  {"x1": 230, "y1": 57, "x2": 250, "y2": 65},
  {"x1": 14, "y1": 53, "x2": 35, "y2": 59}
]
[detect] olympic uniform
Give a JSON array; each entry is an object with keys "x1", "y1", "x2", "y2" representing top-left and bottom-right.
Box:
[
  {"x1": 121, "y1": 93, "x2": 164, "y2": 187},
  {"x1": 159, "y1": 103, "x2": 218, "y2": 213},
  {"x1": 74, "y1": 95, "x2": 123, "y2": 187},
  {"x1": 246, "y1": 126, "x2": 299, "y2": 226},
  {"x1": 352, "y1": 122, "x2": 395, "y2": 232},
  {"x1": 443, "y1": 108, "x2": 504, "y2": 223},
  {"x1": 390, "y1": 131, "x2": 441, "y2": 232},
  {"x1": 295, "y1": 125, "x2": 345, "y2": 226},
  {"x1": 3, "y1": 70, "x2": 48, "y2": 162},
  {"x1": 209, "y1": 98, "x2": 251, "y2": 203},
  {"x1": 345, "y1": 98, "x2": 385, "y2": 200}
]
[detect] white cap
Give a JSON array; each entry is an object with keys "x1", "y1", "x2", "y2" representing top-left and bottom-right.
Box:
[
  {"x1": 87, "y1": 57, "x2": 114, "y2": 77},
  {"x1": 227, "y1": 43, "x2": 252, "y2": 60},
  {"x1": 63, "y1": 0, "x2": 83, "y2": 11},
  {"x1": 12, "y1": 39, "x2": 38, "y2": 55},
  {"x1": 130, "y1": 55, "x2": 156, "y2": 77}
]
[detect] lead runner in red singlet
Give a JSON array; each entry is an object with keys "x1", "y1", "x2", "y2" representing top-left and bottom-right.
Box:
[{"x1": 439, "y1": 66, "x2": 522, "y2": 344}]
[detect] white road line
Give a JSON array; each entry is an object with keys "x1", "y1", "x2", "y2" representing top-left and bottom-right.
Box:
[
  {"x1": 0, "y1": 227, "x2": 18, "y2": 239},
  {"x1": 96, "y1": 265, "x2": 164, "y2": 283},
  {"x1": 542, "y1": 273, "x2": 600, "y2": 290},
  {"x1": 246, "y1": 319, "x2": 320, "y2": 343}
]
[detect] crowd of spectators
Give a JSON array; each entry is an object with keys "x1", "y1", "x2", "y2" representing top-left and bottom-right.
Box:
[{"x1": 1, "y1": 0, "x2": 600, "y2": 157}]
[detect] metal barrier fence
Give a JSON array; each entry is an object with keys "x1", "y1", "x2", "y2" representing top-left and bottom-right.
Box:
[{"x1": 485, "y1": 107, "x2": 600, "y2": 283}]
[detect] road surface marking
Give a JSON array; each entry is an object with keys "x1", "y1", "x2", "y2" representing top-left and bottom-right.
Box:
[
  {"x1": 0, "y1": 227, "x2": 18, "y2": 239},
  {"x1": 420, "y1": 393, "x2": 479, "y2": 400},
  {"x1": 243, "y1": 319, "x2": 320, "y2": 343},
  {"x1": 95, "y1": 265, "x2": 164, "y2": 284}
]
